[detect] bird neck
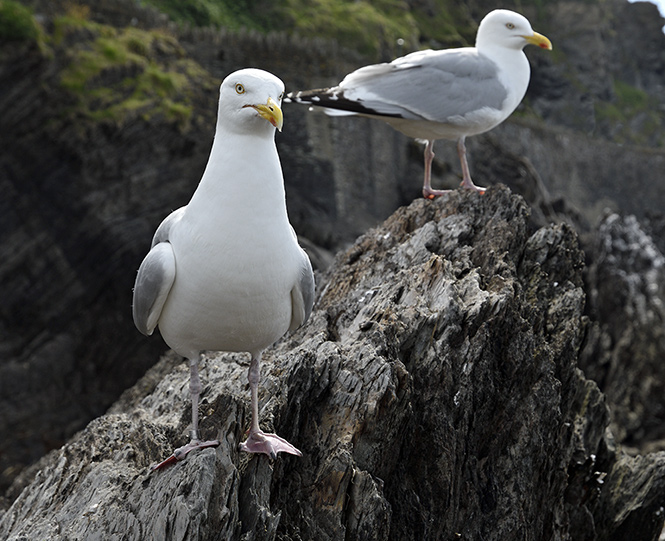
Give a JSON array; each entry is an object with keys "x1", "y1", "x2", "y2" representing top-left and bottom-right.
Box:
[
  {"x1": 476, "y1": 39, "x2": 527, "y2": 64},
  {"x1": 477, "y1": 44, "x2": 530, "y2": 110},
  {"x1": 188, "y1": 129, "x2": 290, "y2": 227}
]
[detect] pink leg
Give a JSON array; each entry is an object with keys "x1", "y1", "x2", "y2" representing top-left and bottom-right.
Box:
[
  {"x1": 239, "y1": 353, "x2": 302, "y2": 459},
  {"x1": 457, "y1": 137, "x2": 486, "y2": 193},
  {"x1": 152, "y1": 355, "x2": 220, "y2": 471},
  {"x1": 422, "y1": 140, "x2": 451, "y2": 199}
]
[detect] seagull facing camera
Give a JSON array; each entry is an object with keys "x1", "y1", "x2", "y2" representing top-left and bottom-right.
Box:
[{"x1": 132, "y1": 68, "x2": 314, "y2": 470}]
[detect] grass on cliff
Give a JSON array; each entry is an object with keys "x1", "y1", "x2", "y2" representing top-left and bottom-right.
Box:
[
  {"x1": 54, "y1": 7, "x2": 214, "y2": 129},
  {"x1": 275, "y1": 0, "x2": 420, "y2": 57},
  {"x1": 141, "y1": 0, "x2": 479, "y2": 58},
  {"x1": 142, "y1": 0, "x2": 267, "y2": 31},
  {"x1": 0, "y1": 0, "x2": 41, "y2": 42},
  {"x1": 138, "y1": 0, "x2": 554, "y2": 57}
]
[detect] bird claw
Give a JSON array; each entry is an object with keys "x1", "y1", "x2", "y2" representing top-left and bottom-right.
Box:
[
  {"x1": 151, "y1": 439, "x2": 220, "y2": 472},
  {"x1": 151, "y1": 454, "x2": 179, "y2": 471},
  {"x1": 459, "y1": 178, "x2": 487, "y2": 194},
  {"x1": 422, "y1": 187, "x2": 452, "y2": 199},
  {"x1": 240, "y1": 430, "x2": 302, "y2": 459}
]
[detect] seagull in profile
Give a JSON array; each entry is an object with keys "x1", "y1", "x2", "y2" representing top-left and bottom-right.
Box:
[
  {"x1": 132, "y1": 68, "x2": 315, "y2": 469},
  {"x1": 286, "y1": 9, "x2": 552, "y2": 199}
]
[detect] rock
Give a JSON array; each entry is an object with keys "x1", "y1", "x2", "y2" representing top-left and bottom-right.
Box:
[
  {"x1": 491, "y1": 120, "x2": 665, "y2": 228},
  {"x1": 595, "y1": 452, "x2": 665, "y2": 541},
  {"x1": 2, "y1": 188, "x2": 664, "y2": 539},
  {"x1": 581, "y1": 213, "x2": 665, "y2": 448}
]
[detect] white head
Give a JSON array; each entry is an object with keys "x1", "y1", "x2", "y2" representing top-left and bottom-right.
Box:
[
  {"x1": 476, "y1": 9, "x2": 552, "y2": 52},
  {"x1": 217, "y1": 68, "x2": 285, "y2": 135}
]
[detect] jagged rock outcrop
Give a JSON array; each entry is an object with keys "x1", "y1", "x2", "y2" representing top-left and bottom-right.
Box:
[
  {"x1": 2, "y1": 188, "x2": 664, "y2": 540},
  {"x1": 581, "y1": 213, "x2": 665, "y2": 449}
]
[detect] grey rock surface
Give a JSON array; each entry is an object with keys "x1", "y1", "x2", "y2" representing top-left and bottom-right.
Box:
[
  {"x1": 2, "y1": 188, "x2": 664, "y2": 540},
  {"x1": 581, "y1": 213, "x2": 665, "y2": 449}
]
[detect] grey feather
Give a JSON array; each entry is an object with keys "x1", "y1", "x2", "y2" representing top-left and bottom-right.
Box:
[
  {"x1": 132, "y1": 242, "x2": 176, "y2": 336},
  {"x1": 289, "y1": 250, "x2": 315, "y2": 332},
  {"x1": 339, "y1": 48, "x2": 507, "y2": 122},
  {"x1": 132, "y1": 207, "x2": 184, "y2": 336}
]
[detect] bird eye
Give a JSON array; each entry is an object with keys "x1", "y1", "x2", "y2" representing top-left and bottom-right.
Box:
[
  {"x1": 506, "y1": 22, "x2": 515, "y2": 29},
  {"x1": 235, "y1": 83, "x2": 245, "y2": 94}
]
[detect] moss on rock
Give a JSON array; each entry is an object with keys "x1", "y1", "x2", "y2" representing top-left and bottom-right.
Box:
[{"x1": 54, "y1": 9, "x2": 213, "y2": 129}]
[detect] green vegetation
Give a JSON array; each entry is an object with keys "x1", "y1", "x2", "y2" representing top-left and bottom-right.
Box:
[
  {"x1": 595, "y1": 80, "x2": 662, "y2": 145},
  {"x1": 0, "y1": 0, "x2": 40, "y2": 42},
  {"x1": 613, "y1": 80, "x2": 650, "y2": 113},
  {"x1": 138, "y1": 0, "x2": 553, "y2": 56},
  {"x1": 55, "y1": 8, "x2": 212, "y2": 129},
  {"x1": 140, "y1": 0, "x2": 473, "y2": 57},
  {"x1": 277, "y1": 0, "x2": 419, "y2": 57},
  {"x1": 142, "y1": 0, "x2": 270, "y2": 30},
  {"x1": 408, "y1": 1, "x2": 472, "y2": 47}
]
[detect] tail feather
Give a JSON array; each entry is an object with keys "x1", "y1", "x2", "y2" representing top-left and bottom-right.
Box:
[{"x1": 285, "y1": 88, "x2": 400, "y2": 118}]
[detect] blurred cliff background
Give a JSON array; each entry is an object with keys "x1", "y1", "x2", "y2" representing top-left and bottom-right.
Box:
[{"x1": 1, "y1": 0, "x2": 664, "y2": 506}]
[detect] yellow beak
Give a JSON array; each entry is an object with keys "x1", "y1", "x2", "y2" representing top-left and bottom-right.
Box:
[
  {"x1": 523, "y1": 31, "x2": 552, "y2": 51},
  {"x1": 249, "y1": 97, "x2": 284, "y2": 132}
]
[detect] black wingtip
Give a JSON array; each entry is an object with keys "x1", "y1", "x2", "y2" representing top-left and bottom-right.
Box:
[
  {"x1": 285, "y1": 88, "x2": 331, "y2": 104},
  {"x1": 285, "y1": 88, "x2": 401, "y2": 118}
]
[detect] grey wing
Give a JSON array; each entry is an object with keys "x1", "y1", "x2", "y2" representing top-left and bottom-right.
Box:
[
  {"x1": 132, "y1": 207, "x2": 184, "y2": 336},
  {"x1": 338, "y1": 49, "x2": 508, "y2": 122},
  {"x1": 289, "y1": 247, "x2": 315, "y2": 331},
  {"x1": 132, "y1": 242, "x2": 176, "y2": 336}
]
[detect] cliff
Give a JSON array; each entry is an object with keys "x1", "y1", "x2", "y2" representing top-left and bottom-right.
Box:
[{"x1": 2, "y1": 188, "x2": 664, "y2": 540}]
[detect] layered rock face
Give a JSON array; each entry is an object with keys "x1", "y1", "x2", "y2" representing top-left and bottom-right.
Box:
[
  {"x1": 582, "y1": 213, "x2": 665, "y2": 448},
  {"x1": 2, "y1": 188, "x2": 664, "y2": 540}
]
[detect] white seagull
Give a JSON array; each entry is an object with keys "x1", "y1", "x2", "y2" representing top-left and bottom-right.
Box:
[
  {"x1": 132, "y1": 68, "x2": 315, "y2": 469},
  {"x1": 286, "y1": 9, "x2": 552, "y2": 199}
]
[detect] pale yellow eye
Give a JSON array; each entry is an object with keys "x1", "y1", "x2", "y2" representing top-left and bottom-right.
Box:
[
  {"x1": 506, "y1": 22, "x2": 515, "y2": 29},
  {"x1": 235, "y1": 83, "x2": 245, "y2": 94}
]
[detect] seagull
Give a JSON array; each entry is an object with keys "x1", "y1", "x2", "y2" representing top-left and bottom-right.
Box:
[
  {"x1": 285, "y1": 9, "x2": 552, "y2": 199},
  {"x1": 132, "y1": 68, "x2": 315, "y2": 469}
]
